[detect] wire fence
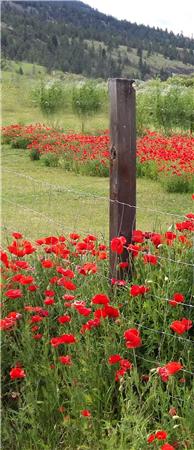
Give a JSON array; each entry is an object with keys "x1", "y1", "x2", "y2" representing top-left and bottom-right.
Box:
[
  {"x1": 1, "y1": 165, "x2": 194, "y2": 383},
  {"x1": 2, "y1": 167, "x2": 193, "y2": 241}
]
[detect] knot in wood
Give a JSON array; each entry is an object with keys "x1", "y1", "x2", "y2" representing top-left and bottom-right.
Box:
[
  {"x1": 110, "y1": 145, "x2": 116, "y2": 160},
  {"x1": 129, "y1": 79, "x2": 135, "y2": 93}
]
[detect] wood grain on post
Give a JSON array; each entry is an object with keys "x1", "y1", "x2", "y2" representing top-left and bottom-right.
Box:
[{"x1": 109, "y1": 78, "x2": 136, "y2": 280}]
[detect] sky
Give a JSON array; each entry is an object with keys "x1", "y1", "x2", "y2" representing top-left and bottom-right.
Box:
[{"x1": 84, "y1": 0, "x2": 194, "y2": 38}]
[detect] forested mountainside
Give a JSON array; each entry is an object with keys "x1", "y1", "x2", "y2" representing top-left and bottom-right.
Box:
[{"x1": 1, "y1": 1, "x2": 194, "y2": 79}]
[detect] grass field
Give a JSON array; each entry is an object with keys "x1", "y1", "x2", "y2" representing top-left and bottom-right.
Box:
[{"x1": 2, "y1": 146, "x2": 192, "y2": 242}]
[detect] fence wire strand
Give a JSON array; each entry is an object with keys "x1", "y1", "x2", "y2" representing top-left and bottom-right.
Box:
[{"x1": 2, "y1": 168, "x2": 190, "y2": 219}]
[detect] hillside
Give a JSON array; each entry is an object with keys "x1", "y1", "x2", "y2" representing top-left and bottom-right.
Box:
[{"x1": 1, "y1": 0, "x2": 194, "y2": 79}]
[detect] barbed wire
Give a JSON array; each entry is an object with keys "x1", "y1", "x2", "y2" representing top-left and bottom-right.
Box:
[
  {"x1": 132, "y1": 321, "x2": 193, "y2": 345},
  {"x1": 154, "y1": 294, "x2": 194, "y2": 309},
  {"x1": 153, "y1": 254, "x2": 194, "y2": 267},
  {"x1": 2, "y1": 168, "x2": 191, "y2": 219},
  {"x1": 2, "y1": 197, "x2": 193, "y2": 268},
  {"x1": 135, "y1": 354, "x2": 194, "y2": 376},
  {"x1": 2, "y1": 198, "x2": 105, "y2": 237}
]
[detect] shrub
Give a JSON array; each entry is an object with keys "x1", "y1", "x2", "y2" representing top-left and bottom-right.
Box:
[
  {"x1": 137, "y1": 159, "x2": 159, "y2": 180},
  {"x1": 79, "y1": 159, "x2": 109, "y2": 177},
  {"x1": 32, "y1": 81, "x2": 65, "y2": 116},
  {"x1": 11, "y1": 137, "x2": 31, "y2": 149},
  {"x1": 72, "y1": 81, "x2": 102, "y2": 132},
  {"x1": 162, "y1": 173, "x2": 194, "y2": 193},
  {"x1": 41, "y1": 152, "x2": 59, "y2": 167},
  {"x1": 29, "y1": 148, "x2": 41, "y2": 161}
]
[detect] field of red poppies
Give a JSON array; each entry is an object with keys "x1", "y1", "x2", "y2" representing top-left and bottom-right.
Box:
[
  {"x1": 1, "y1": 121, "x2": 194, "y2": 449},
  {"x1": 2, "y1": 124, "x2": 194, "y2": 192},
  {"x1": 1, "y1": 210, "x2": 194, "y2": 449}
]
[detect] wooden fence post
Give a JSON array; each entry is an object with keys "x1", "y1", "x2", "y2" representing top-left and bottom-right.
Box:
[{"x1": 109, "y1": 78, "x2": 136, "y2": 281}]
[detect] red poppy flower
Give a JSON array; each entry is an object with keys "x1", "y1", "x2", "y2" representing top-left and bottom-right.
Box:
[
  {"x1": 62, "y1": 294, "x2": 75, "y2": 301},
  {"x1": 44, "y1": 297, "x2": 55, "y2": 305},
  {"x1": 161, "y1": 444, "x2": 175, "y2": 450},
  {"x1": 33, "y1": 333, "x2": 43, "y2": 340},
  {"x1": 70, "y1": 233, "x2": 80, "y2": 240},
  {"x1": 111, "y1": 236, "x2": 126, "y2": 254},
  {"x1": 12, "y1": 232, "x2": 23, "y2": 239},
  {"x1": 186, "y1": 213, "x2": 194, "y2": 219},
  {"x1": 56, "y1": 267, "x2": 75, "y2": 278},
  {"x1": 28, "y1": 285, "x2": 38, "y2": 292},
  {"x1": 165, "y1": 361, "x2": 183, "y2": 375},
  {"x1": 78, "y1": 262, "x2": 97, "y2": 275},
  {"x1": 0, "y1": 317, "x2": 16, "y2": 330},
  {"x1": 41, "y1": 260, "x2": 54, "y2": 268},
  {"x1": 170, "y1": 318, "x2": 192, "y2": 334},
  {"x1": 157, "y1": 361, "x2": 183, "y2": 382},
  {"x1": 165, "y1": 232, "x2": 176, "y2": 244},
  {"x1": 120, "y1": 359, "x2": 133, "y2": 370},
  {"x1": 50, "y1": 334, "x2": 76, "y2": 347},
  {"x1": 44, "y1": 290, "x2": 55, "y2": 297},
  {"x1": 49, "y1": 276, "x2": 59, "y2": 284},
  {"x1": 144, "y1": 254, "x2": 158, "y2": 265},
  {"x1": 98, "y1": 244, "x2": 107, "y2": 251},
  {"x1": 130, "y1": 285, "x2": 150, "y2": 296},
  {"x1": 119, "y1": 261, "x2": 129, "y2": 268},
  {"x1": 31, "y1": 325, "x2": 39, "y2": 332},
  {"x1": 151, "y1": 233, "x2": 162, "y2": 247},
  {"x1": 81, "y1": 409, "x2": 91, "y2": 417},
  {"x1": 115, "y1": 368, "x2": 126, "y2": 381},
  {"x1": 155, "y1": 430, "x2": 167, "y2": 440},
  {"x1": 31, "y1": 315, "x2": 44, "y2": 323},
  {"x1": 58, "y1": 355, "x2": 72, "y2": 365},
  {"x1": 111, "y1": 278, "x2": 127, "y2": 286},
  {"x1": 132, "y1": 230, "x2": 144, "y2": 243},
  {"x1": 108, "y1": 354, "x2": 122, "y2": 365},
  {"x1": 58, "y1": 279, "x2": 77, "y2": 290},
  {"x1": 19, "y1": 275, "x2": 34, "y2": 285},
  {"x1": 15, "y1": 260, "x2": 30, "y2": 270},
  {"x1": 44, "y1": 236, "x2": 59, "y2": 245},
  {"x1": 147, "y1": 434, "x2": 156, "y2": 443},
  {"x1": 169, "y1": 292, "x2": 185, "y2": 307},
  {"x1": 98, "y1": 251, "x2": 107, "y2": 260},
  {"x1": 10, "y1": 367, "x2": 26, "y2": 379},
  {"x1": 127, "y1": 244, "x2": 141, "y2": 257},
  {"x1": 124, "y1": 328, "x2": 142, "y2": 348},
  {"x1": 104, "y1": 305, "x2": 120, "y2": 318},
  {"x1": 5, "y1": 289, "x2": 23, "y2": 299},
  {"x1": 57, "y1": 315, "x2": 71, "y2": 324},
  {"x1": 75, "y1": 306, "x2": 91, "y2": 316},
  {"x1": 91, "y1": 293, "x2": 110, "y2": 305},
  {"x1": 94, "y1": 308, "x2": 108, "y2": 319},
  {"x1": 0, "y1": 251, "x2": 9, "y2": 268},
  {"x1": 80, "y1": 318, "x2": 100, "y2": 334}
]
